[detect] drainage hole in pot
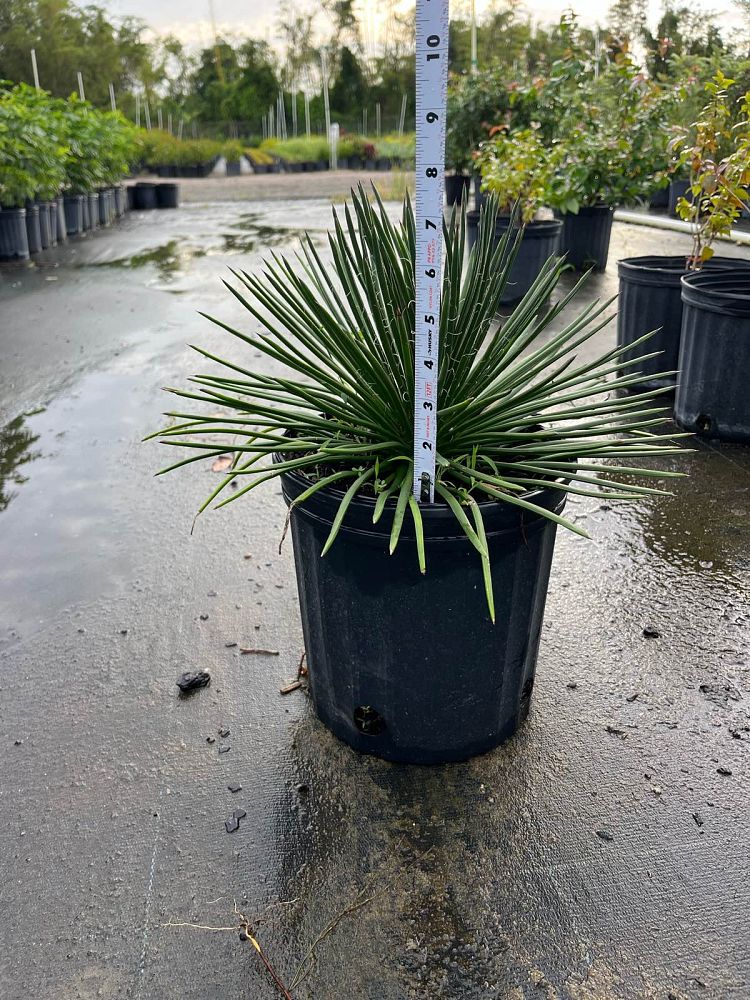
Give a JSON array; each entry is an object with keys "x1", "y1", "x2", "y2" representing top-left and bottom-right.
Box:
[
  {"x1": 695, "y1": 413, "x2": 714, "y2": 437},
  {"x1": 354, "y1": 705, "x2": 386, "y2": 736}
]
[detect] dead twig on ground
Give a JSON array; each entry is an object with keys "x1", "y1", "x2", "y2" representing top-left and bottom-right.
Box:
[{"x1": 164, "y1": 902, "x2": 295, "y2": 1000}]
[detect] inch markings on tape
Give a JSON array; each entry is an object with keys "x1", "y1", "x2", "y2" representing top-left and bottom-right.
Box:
[{"x1": 412, "y1": 0, "x2": 449, "y2": 503}]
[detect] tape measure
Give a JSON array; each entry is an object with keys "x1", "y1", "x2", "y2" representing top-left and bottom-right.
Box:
[{"x1": 412, "y1": 0, "x2": 450, "y2": 502}]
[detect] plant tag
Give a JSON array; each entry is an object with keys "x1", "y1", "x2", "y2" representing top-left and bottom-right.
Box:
[{"x1": 412, "y1": 0, "x2": 449, "y2": 502}]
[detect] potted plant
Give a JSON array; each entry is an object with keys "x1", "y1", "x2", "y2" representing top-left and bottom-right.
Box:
[
  {"x1": 0, "y1": 85, "x2": 37, "y2": 259},
  {"x1": 222, "y1": 139, "x2": 244, "y2": 176},
  {"x1": 618, "y1": 72, "x2": 750, "y2": 394},
  {"x1": 150, "y1": 189, "x2": 680, "y2": 764},
  {"x1": 671, "y1": 75, "x2": 750, "y2": 440},
  {"x1": 471, "y1": 126, "x2": 562, "y2": 306}
]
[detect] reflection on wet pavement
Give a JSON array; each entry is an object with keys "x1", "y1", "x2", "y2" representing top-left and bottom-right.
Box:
[
  {"x1": 0, "y1": 411, "x2": 42, "y2": 512},
  {"x1": 91, "y1": 239, "x2": 206, "y2": 278}
]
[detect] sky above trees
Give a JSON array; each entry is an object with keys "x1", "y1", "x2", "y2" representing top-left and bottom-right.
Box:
[{"x1": 102, "y1": 0, "x2": 745, "y2": 51}]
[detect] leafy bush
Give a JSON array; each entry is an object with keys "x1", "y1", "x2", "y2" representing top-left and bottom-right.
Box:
[
  {"x1": 222, "y1": 139, "x2": 244, "y2": 163},
  {"x1": 151, "y1": 189, "x2": 681, "y2": 616},
  {"x1": 136, "y1": 130, "x2": 221, "y2": 167},
  {"x1": 0, "y1": 84, "x2": 136, "y2": 205},
  {"x1": 475, "y1": 127, "x2": 561, "y2": 221},
  {"x1": 671, "y1": 71, "x2": 750, "y2": 266},
  {"x1": 261, "y1": 136, "x2": 329, "y2": 163}
]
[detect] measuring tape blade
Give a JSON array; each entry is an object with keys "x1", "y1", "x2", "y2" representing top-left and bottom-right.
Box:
[{"x1": 412, "y1": 0, "x2": 449, "y2": 502}]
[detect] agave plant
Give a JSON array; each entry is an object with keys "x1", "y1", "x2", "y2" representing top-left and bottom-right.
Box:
[{"x1": 152, "y1": 187, "x2": 681, "y2": 617}]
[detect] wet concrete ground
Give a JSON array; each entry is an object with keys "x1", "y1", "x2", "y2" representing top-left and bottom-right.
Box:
[{"x1": 1, "y1": 200, "x2": 749, "y2": 1000}]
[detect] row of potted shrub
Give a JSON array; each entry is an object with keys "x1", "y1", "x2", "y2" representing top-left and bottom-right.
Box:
[
  {"x1": 617, "y1": 73, "x2": 750, "y2": 445},
  {"x1": 0, "y1": 83, "x2": 137, "y2": 260},
  {"x1": 464, "y1": 72, "x2": 750, "y2": 446}
]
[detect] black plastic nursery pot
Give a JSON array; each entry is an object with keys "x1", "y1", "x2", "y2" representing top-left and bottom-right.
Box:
[
  {"x1": 376, "y1": 157, "x2": 392, "y2": 171},
  {"x1": 88, "y1": 192, "x2": 99, "y2": 229},
  {"x1": 39, "y1": 202, "x2": 54, "y2": 248},
  {"x1": 98, "y1": 190, "x2": 111, "y2": 227},
  {"x1": 64, "y1": 194, "x2": 83, "y2": 236},
  {"x1": 81, "y1": 194, "x2": 90, "y2": 231},
  {"x1": 156, "y1": 183, "x2": 180, "y2": 209},
  {"x1": 445, "y1": 174, "x2": 470, "y2": 206},
  {"x1": 134, "y1": 182, "x2": 158, "y2": 210},
  {"x1": 649, "y1": 186, "x2": 669, "y2": 210},
  {"x1": 126, "y1": 185, "x2": 137, "y2": 211},
  {"x1": 675, "y1": 270, "x2": 750, "y2": 442},
  {"x1": 616, "y1": 256, "x2": 750, "y2": 391},
  {"x1": 226, "y1": 160, "x2": 241, "y2": 177},
  {"x1": 668, "y1": 179, "x2": 691, "y2": 217},
  {"x1": 114, "y1": 185, "x2": 126, "y2": 217},
  {"x1": 556, "y1": 204, "x2": 614, "y2": 272},
  {"x1": 466, "y1": 212, "x2": 562, "y2": 307},
  {"x1": 25, "y1": 204, "x2": 42, "y2": 255},
  {"x1": 56, "y1": 199, "x2": 67, "y2": 243},
  {"x1": 0, "y1": 207, "x2": 30, "y2": 260},
  {"x1": 281, "y1": 467, "x2": 566, "y2": 764}
]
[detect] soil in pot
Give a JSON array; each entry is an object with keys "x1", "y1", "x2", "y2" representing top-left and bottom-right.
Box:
[
  {"x1": 675, "y1": 270, "x2": 750, "y2": 442},
  {"x1": 0, "y1": 207, "x2": 30, "y2": 260},
  {"x1": 467, "y1": 211, "x2": 562, "y2": 307},
  {"x1": 156, "y1": 183, "x2": 180, "y2": 209},
  {"x1": 617, "y1": 256, "x2": 750, "y2": 391},
  {"x1": 281, "y1": 467, "x2": 566, "y2": 764},
  {"x1": 25, "y1": 203, "x2": 42, "y2": 254},
  {"x1": 556, "y1": 204, "x2": 614, "y2": 272},
  {"x1": 64, "y1": 194, "x2": 83, "y2": 236}
]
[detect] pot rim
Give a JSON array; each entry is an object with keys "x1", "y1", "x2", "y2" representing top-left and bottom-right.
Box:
[
  {"x1": 278, "y1": 461, "x2": 568, "y2": 541},
  {"x1": 681, "y1": 270, "x2": 750, "y2": 317}
]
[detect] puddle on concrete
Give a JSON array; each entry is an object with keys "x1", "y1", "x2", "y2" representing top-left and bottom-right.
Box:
[
  {"x1": 91, "y1": 240, "x2": 207, "y2": 280},
  {"x1": 88, "y1": 215, "x2": 314, "y2": 278},
  {"x1": 0, "y1": 371, "x2": 147, "y2": 632},
  {"x1": 0, "y1": 411, "x2": 43, "y2": 512}
]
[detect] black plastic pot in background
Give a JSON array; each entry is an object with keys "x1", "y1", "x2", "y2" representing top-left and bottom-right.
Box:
[
  {"x1": 81, "y1": 194, "x2": 90, "y2": 231},
  {"x1": 134, "y1": 182, "x2": 158, "y2": 210},
  {"x1": 64, "y1": 195, "x2": 83, "y2": 236},
  {"x1": 649, "y1": 186, "x2": 669, "y2": 210},
  {"x1": 88, "y1": 193, "x2": 99, "y2": 230},
  {"x1": 114, "y1": 185, "x2": 126, "y2": 217},
  {"x1": 156, "y1": 183, "x2": 180, "y2": 209},
  {"x1": 98, "y1": 190, "x2": 111, "y2": 227},
  {"x1": 675, "y1": 271, "x2": 750, "y2": 442},
  {"x1": 38, "y1": 202, "x2": 52, "y2": 249},
  {"x1": 56, "y1": 199, "x2": 67, "y2": 243},
  {"x1": 281, "y1": 467, "x2": 565, "y2": 764},
  {"x1": 556, "y1": 204, "x2": 614, "y2": 272},
  {"x1": 445, "y1": 174, "x2": 471, "y2": 206},
  {"x1": 23, "y1": 204, "x2": 42, "y2": 255},
  {"x1": 375, "y1": 157, "x2": 392, "y2": 171},
  {"x1": 126, "y1": 185, "x2": 137, "y2": 212},
  {"x1": 0, "y1": 207, "x2": 30, "y2": 260},
  {"x1": 668, "y1": 179, "x2": 691, "y2": 217},
  {"x1": 616, "y1": 256, "x2": 750, "y2": 391},
  {"x1": 226, "y1": 160, "x2": 241, "y2": 177},
  {"x1": 467, "y1": 211, "x2": 562, "y2": 307}
]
